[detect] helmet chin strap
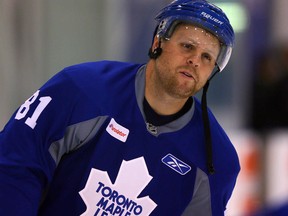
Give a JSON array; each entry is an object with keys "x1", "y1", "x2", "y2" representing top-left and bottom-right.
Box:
[{"x1": 201, "y1": 66, "x2": 220, "y2": 175}]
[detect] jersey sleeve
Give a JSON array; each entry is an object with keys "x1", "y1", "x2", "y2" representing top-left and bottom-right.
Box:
[
  {"x1": 0, "y1": 67, "x2": 89, "y2": 215},
  {"x1": 210, "y1": 121, "x2": 240, "y2": 215}
]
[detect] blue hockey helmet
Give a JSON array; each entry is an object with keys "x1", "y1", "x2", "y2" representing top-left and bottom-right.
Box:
[{"x1": 154, "y1": 0, "x2": 234, "y2": 71}]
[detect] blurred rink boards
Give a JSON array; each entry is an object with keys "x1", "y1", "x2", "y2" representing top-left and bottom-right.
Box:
[
  {"x1": 266, "y1": 132, "x2": 288, "y2": 207},
  {"x1": 225, "y1": 130, "x2": 288, "y2": 216}
]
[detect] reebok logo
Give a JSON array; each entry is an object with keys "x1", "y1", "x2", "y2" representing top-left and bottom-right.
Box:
[
  {"x1": 106, "y1": 118, "x2": 129, "y2": 142},
  {"x1": 162, "y1": 154, "x2": 191, "y2": 175}
]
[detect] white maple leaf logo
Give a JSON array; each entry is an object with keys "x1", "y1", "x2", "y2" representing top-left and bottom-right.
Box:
[{"x1": 79, "y1": 157, "x2": 157, "y2": 215}]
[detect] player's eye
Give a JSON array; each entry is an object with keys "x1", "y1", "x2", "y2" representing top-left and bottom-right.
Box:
[
  {"x1": 202, "y1": 53, "x2": 212, "y2": 61},
  {"x1": 181, "y1": 43, "x2": 194, "y2": 51}
]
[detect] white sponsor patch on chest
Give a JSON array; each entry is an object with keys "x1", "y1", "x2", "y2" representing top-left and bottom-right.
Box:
[{"x1": 106, "y1": 118, "x2": 129, "y2": 142}]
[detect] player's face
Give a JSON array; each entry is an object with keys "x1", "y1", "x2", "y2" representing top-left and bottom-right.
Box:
[{"x1": 152, "y1": 24, "x2": 220, "y2": 99}]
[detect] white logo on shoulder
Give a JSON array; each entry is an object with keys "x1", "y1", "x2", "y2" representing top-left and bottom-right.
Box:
[{"x1": 106, "y1": 118, "x2": 129, "y2": 142}]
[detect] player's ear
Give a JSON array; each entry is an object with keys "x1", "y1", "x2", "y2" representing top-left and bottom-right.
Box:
[
  {"x1": 151, "y1": 35, "x2": 160, "y2": 50},
  {"x1": 148, "y1": 35, "x2": 163, "y2": 59}
]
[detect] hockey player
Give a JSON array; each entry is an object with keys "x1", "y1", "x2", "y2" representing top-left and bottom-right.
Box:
[{"x1": 0, "y1": 0, "x2": 240, "y2": 215}]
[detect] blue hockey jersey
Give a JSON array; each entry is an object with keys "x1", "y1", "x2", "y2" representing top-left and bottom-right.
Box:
[{"x1": 0, "y1": 61, "x2": 240, "y2": 215}]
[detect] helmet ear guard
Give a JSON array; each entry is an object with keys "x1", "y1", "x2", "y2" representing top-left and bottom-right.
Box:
[{"x1": 148, "y1": 47, "x2": 163, "y2": 59}]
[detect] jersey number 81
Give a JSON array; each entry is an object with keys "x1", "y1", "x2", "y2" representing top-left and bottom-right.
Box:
[{"x1": 15, "y1": 90, "x2": 52, "y2": 129}]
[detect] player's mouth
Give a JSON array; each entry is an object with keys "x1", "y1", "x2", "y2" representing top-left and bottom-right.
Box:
[{"x1": 179, "y1": 71, "x2": 197, "y2": 81}]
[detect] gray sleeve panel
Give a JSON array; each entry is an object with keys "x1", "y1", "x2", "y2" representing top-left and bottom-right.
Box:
[
  {"x1": 181, "y1": 168, "x2": 212, "y2": 216},
  {"x1": 48, "y1": 116, "x2": 109, "y2": 165}
]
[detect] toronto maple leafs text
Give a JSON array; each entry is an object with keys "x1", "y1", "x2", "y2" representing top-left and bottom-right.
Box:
[{"x1": 95, "y1": 182, "x2": 143, "y2": 215}]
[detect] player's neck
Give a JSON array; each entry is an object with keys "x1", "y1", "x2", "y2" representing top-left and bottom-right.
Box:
[{"x1": 145, "y1": 92, "x2": 187, "y2": 115}]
